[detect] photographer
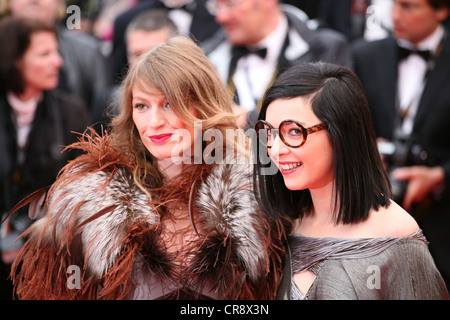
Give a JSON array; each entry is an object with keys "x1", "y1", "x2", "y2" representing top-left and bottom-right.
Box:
[
  {"x1": 353, "y1": 0, "x2": 450, "y2": 288},
  {"x1": 378, "y1": 135, "x2": 444, "y2": 214}
]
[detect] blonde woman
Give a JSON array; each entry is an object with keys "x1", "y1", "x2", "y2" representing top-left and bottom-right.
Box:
[{"x1": 9, "y1": 36, "x2": 283, "y2": 300}]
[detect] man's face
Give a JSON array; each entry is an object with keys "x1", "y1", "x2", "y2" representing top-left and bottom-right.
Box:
[
  {"x1": 392, "y1": 0, "x2": 449, "y2": 44},
  {"x1": 9, "y1": 0, "x2": 59, "y2": 22},
  {"x1": 213, "y1": 0, "x2": 268, "y2": 45},
  {"x1": 126, "y1": 28, "x2": 171, "y2": 67}
]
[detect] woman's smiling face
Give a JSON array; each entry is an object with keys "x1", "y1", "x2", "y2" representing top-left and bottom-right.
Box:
[{"x1": 265, "y1": 96, "x2": 334, "y2": 192}]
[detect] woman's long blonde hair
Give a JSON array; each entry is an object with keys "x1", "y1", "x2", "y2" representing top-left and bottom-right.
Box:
[{"x1": 111, "y1": 36, "x2": 241, "y2": 198}]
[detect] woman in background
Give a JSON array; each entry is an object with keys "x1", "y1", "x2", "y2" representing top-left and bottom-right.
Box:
[{"x1": 0, "y1": 17, "x2": 89, "y2": 299}]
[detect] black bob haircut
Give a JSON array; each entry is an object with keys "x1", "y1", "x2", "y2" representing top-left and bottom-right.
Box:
[{"x1": 253, "y1": 62, "x2": 392, "y2": 227}]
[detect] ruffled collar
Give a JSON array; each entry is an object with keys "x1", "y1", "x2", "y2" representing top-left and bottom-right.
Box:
[{"x1": 288, "y1": 229, "x2": 427, "y2": 274}]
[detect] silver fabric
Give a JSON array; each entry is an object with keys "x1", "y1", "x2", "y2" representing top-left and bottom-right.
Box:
[
  {"x1": 277, "y1": 229, "x2": 449, "y2": 300},
  {"x1": 288, "y1": 229, "x2": 426, "y2": 274}
]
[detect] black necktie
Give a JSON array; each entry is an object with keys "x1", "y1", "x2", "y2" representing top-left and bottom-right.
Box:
[{"x1": 397, "y1": 45, "x2": 431, "y2": 62}]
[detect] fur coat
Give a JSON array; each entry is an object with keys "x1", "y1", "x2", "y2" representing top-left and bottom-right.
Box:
[{"x1": 8, "y1": 132, "x2": 284, "y2": 300}]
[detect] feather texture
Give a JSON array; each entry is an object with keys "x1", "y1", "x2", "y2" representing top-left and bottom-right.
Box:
[
  {"x1": 46, "y1": 168, "x2": 158, "y2": 277},
  {"x1": 195, "y1": 156, "x2": 266, "y2": 281},
  {"x1": 10, "y1": 132, "x2": 284, "y2": 300}
]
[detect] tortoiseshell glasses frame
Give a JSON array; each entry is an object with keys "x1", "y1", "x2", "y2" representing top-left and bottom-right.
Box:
[{"x1": 255, "y1": 119, "x2": 328, "y2": 148}]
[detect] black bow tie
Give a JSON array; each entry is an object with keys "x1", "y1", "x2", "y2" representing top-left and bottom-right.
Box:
[
  {"x1": 397, "y1": 45, "x2": 432, "y2": 62},
  {"x1": 231, "y1": 46, "x2": 268, "y2": 62},
  {"x1": 227, "y1": 46, "x2": 267, "y2": 85}
]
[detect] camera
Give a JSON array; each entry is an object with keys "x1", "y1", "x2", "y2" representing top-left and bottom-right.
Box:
[{"x1": 378, "y1": 138, "x2": 432, "y2": 204}]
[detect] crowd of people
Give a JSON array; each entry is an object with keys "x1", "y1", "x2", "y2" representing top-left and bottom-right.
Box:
[{"x1": 0, "y1": 0, "x2": 449, "y2": 300}]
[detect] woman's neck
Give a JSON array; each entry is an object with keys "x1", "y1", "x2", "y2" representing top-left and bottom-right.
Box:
[
  {"x1": 310, "y1": 181, "x2": 337, "y2": 218},
  {"x1": 13, "y1": 87, "x2": 43, "y2": 102},
  {"x1": 157, "y1": 158, "x2": 184, "y2": 181},
  {"x1": 295, "y1": 183, "x2": 340, "y2": 237}
]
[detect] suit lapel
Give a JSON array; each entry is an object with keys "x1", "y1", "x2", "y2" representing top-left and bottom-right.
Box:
[
  {"x1": 189, "y1": 1, "x2": 219, "y2": 43},
  {"x1": 382, "y1": 38, "x2": 398, "y2": 110},
  {"x1": 378, "y1": 38, "x2": 399, "y2": 138},
  {"x1": 414, "y1": 29, "x2": 450, "y2": 132}
]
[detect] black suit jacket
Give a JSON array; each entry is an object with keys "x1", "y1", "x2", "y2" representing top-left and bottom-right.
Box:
[
  {"x1": 353, "y1": 31, "x2": 450, "y2": 191},
  {"x1": 353, "y1": 29, "x2": 450, "y2": 287},
  {"x1": 0, "y1": 90, "x2": 89, "y2": 214},
  {"x1": 0, "y1": 90, "x2": 89, "y2": 299}
]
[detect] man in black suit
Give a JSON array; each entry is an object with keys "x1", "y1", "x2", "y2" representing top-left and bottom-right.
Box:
[
  {"x1": 202, "y1": 0, "x2": 352, "y2": 128},
  {"x1": 110, "y1": 0, "x2": 220, "y2": 83},
  {"x1": 353, "y1": 0, "x2": 450, "y2": 288}
]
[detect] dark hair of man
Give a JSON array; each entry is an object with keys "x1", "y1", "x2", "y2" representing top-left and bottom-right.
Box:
[
  {"x1": 428, "y1": 0, "x2": 450, "y2": 10},
  {"x1": 0, "y1": 17, "x2": 57, "y2": 95},
  {"x1": 429, "y1": 0, "x2": 450, "y2": 23},
  {"x1": 254, "y1": 62, "x2": 392, "y2": 227},
  {"x1": 125, "y1": 9, "x2": 178, "y2": 39}
]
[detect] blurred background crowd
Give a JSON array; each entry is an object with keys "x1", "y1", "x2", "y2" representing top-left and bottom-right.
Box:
[{"x1": 1, "y1": 0, "x2": 449, "y2": 299}]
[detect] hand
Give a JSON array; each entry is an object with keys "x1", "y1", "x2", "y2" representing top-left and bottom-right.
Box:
[{"x1": 392, "y1": 166, "x2": 445, "y2": 211}]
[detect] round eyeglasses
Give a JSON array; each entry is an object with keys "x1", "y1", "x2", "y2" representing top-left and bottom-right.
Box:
[{"x1": 255, "y1": 119, "x2": 327, "y2": 148}]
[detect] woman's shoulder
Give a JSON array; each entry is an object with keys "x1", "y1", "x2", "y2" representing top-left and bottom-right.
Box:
[
  {"x1": 365, "y1": 200, "x2": 420, "y2": 238},
  {"x1": 60, "y1": 129, "x2": 133, "y2": 173},
  {"x1": 46, "y1": 131, "x2": 144, "y2": 220},
  {"x1": 197, "y1": 154, "x2": 256, "y2": 218}
]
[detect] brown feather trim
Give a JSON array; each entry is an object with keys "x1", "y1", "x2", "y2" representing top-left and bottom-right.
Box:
[
  {"x1": 11, "y1": 209, "x2": 166, "y2": 299},
  {"x1": 51, "y1": 127, "x2": 134, "y2": 194},
  {"x1": 9, "y1": 128, "x2": 286, "y2": 300},
  {"x1": 186, "y1": 216, "x2": 285, "y2": 300},
  {"x1": 11, "y1": 225, "x2": 95, "y2": 299},
  {"x1": 9, "y1": 129, "x2": 162, "y2": 300},
  {"x1": 2, "y1": 186, "x2": 49, "y2": 224}
]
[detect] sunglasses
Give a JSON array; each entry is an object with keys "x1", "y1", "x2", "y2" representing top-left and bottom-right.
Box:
[{"x1": 255, "y1": 119, "x2": 327, "y2": 148}]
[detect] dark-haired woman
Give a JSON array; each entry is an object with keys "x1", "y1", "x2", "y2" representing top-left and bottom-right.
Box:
[{"x1": 254, "y1": 62, "x2": 449, "y2": 299}]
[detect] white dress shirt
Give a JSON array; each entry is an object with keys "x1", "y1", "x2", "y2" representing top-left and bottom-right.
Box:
[
  {"x1": 7, "y1": 92, "x2": 41, "y2": 148},
  {"x1": 396, "y1": 25, "x2": 444, "y2": 136},
  {"x1": 232, "y1": 14, "x2": 288, "y2": 111}
]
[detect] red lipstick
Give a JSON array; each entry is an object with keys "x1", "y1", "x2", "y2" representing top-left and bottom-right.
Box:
[{"x1": 149, "y1": 133, "x2": 172, "y2": 144}]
